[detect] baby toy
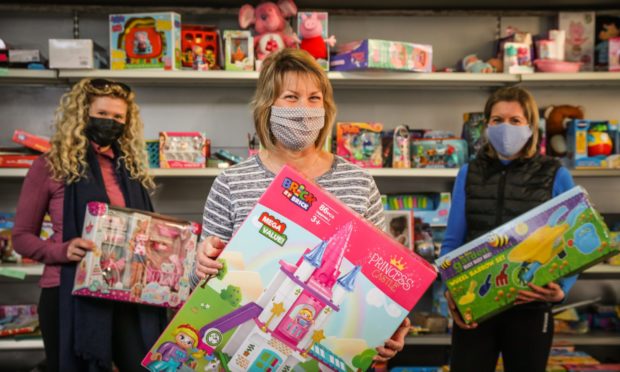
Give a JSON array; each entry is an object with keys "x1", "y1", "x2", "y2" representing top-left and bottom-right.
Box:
[
  {"x1": 544, "y1": 105, "x2": 585, "y2": 157},
  {"x1": 587, "y1": 122, "x2": 613, "y2": 157},
  {"x1": 297, "y1": 12, "x2": 335, "y2": 69},
  {"x1": 461, "y1": 54, "x2": 495, "y2": 73},
  {"x1": 181, "y1": 25, "x2": 219, "y2": 70},
  {"x1": 238, "y1": 0, "x2": 299, "y2": 64}
]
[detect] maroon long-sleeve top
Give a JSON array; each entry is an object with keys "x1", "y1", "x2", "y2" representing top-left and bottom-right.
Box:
[{"x1": 12, "y1": 145, "x2": 126, "y2": 288}]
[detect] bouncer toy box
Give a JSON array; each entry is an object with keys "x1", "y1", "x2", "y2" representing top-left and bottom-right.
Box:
[
  {"x1": 436, "y1": 186, "x2": 618, "y2": 325},
  {"x1": 336, "y1": 122, "x2": 383, "y2": 168},
  {"x1": 109, "y1": 12, "x2": 181, "y2": 70},
  {"x1": 330, "y1": 39, "x2": 432, "y2": 72},
  {"x1": 73, "y1": 202, "x2": 200, "y2": 308},
  {"x1": 143, "y1": 166, "x2": 437, "y2": 372}
]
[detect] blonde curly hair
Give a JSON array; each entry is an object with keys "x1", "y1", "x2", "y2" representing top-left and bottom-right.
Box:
[{"x1": 46, "y1": 78, "x2": 154, "y2": 190}]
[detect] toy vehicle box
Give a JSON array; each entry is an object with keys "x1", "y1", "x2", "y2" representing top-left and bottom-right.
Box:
[
  {"x1": 336, "y1": 122, "x2": 383, "y2": 168},
  {"x1": 330, "y1": 39, "x2": 432, "y2": 72},
  {"x1": 159, "y1": 132, "x2": 208, "y2": 168},
  {"x1": 73, "y1": 202, "x2": 200, "y2": 307},
  {"x1": 110, "y1": 12, "x2": 181, "y2": 70},
  {"x1": 143, "y1": 166, "x2": 437, "y2": 372},
  {"x1": 411, "y1": 138, "x2": 468, "y2": 169},
  {"x1": 12, "y1": 129, "x2": 51, "y2": 153},
  {"x1": 436, "y1": 186, "x2": 619, "y2": 325}
]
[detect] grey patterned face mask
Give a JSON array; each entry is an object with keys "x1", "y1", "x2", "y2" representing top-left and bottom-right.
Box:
[{"x1": 270, "y1": 106, "x2": 325, "y2": 151}]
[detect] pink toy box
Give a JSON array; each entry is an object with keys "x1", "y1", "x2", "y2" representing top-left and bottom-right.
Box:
[
  {"x1": 159, "y1": 132, "x2": 208, "y2": 168},
  {"x1": 297, "y1": 12, "x2": 335, "y2": 71},
  {"x1": 610, "y1": 37, "x2": 620, "y2": 72},
  {"x1": 73, "y1": 202, "x2": 200, "y2": 308},
  {"x1": 560, "y1": 12, "x2": 595, "y2": 71},
  {"x1": 336, "y1": 122, "x2": 383, "y2": 168},
  {"x1": 143, "y1": 166, "x2": 437, "y2": 372},
  {"x1": 330, "y1": 39, "x2": 432, "y2": 72}
]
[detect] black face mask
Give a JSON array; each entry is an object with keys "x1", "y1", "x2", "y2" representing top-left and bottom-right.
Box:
[{"x1": 84, "y1": 117, "x2": 125, "y2": 147}]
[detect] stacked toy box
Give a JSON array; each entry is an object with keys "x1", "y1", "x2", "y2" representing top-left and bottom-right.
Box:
[
  {"x1": 143, "y1": 166, "x2": 437, "y2": 372},
  {"x1": 436, "y1": 186, "x2": 619, "y2": 324}
]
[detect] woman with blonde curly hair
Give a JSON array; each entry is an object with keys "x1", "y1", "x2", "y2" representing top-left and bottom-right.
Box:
[{"x1": 13, "y1": 78, "x2": 166, "y2": 372}]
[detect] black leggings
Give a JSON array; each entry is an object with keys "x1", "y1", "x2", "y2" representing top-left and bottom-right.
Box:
[
  {"x1": 450, "y1": 304, "x2": 554, "y2": 372},
  {"x1": 38, "y1": 287, "x2": 148, "y2": 372}
]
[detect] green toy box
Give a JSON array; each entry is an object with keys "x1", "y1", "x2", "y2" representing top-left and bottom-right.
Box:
[{"x1": 436, "y1": 186, "x2": 619, "y2": 324}]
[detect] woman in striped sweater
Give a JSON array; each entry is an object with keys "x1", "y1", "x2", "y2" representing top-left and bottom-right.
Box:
[{"x1": 192, "y1": 48, "x2": 409, "y2": 363}]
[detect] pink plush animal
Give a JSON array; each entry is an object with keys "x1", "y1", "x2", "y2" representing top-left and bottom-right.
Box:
[
  {"x1": 239, "y1": 0, "x2": 299, "y2": 61},
  {"x1": 298, "y1": 12, "x2": 336, "y2": 60}
]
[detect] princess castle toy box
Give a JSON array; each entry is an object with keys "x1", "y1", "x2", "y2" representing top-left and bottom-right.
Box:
[
  {"x1": 436, "y1": 186, "x2": 619, "y2": 325},
  {"x1": 143, "y1": 166, "x2": 437, "y2": 372},
  {"x1": 73, "y1": 202, "x2": 200, "y2": 308}
]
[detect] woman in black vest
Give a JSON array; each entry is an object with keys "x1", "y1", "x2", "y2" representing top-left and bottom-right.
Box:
[
  {"x1": 441, "y1": 87, "x2": 577, "y2": 372},
  {"x1": 13, "y1": 78, "x2": 166, "y2": 372}
]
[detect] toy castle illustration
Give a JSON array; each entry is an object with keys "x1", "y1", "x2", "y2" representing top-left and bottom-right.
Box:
[{"x1": 198, "y1": 222, "x2": 360, "y2": 372}]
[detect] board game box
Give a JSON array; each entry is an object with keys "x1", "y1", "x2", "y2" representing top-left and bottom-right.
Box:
[
  {"x1": 143, "y1": 166, "x2": 437, "y2": 372},
  {"x1": 436, "y1": 186, "x2": 618, "y2": 324}
]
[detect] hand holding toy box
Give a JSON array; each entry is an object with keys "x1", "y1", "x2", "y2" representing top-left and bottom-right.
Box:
[
  {"x1": 143, "y1": 166, "x2": 437, "y2": 372},
  {"x1": 73, "y1": 202, "x2": 200, "y2": 307},
  {"x1": 436, "y1": 186, "x2": 619, "y2": 325},
  {"x1": 330, "y1": 39, "x2": 432, "y2": 72},
  {"x1": 110, "y1": 12, "x2": 181, "y2": 70}
]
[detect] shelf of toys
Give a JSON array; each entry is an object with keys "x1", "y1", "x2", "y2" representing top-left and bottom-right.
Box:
[
  {"x1": 0, "y1": 338, "x2": 44, "y2": 351},
  {"x1": 405, "y1": 331, "x2": 620, "y2": 346}
]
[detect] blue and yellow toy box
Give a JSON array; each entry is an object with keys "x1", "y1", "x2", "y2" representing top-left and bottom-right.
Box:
[
  {"x1": 143, "y1": 166, "x2": 437, "y2": 372},
  {"x1": 110, "y1": 12, "x2": 181, "y2": 70},
  {"x1": 436, "y1": 186, "x2": 619, "y2": 324}
]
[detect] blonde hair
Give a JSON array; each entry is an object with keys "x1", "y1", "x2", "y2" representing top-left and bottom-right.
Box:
[
  {"x1": 483, "y1": 86, "x2": 540, "y2": 159},
  {"x1": 251, "y1": 48, "x2": 336, "y2": 151},
  {"x1": 46, "y1": 78, "x2": 154, "y2": 190}
]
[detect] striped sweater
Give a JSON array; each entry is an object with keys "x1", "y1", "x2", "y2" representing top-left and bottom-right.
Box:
[{"x1": 191, "y1": 155, "x2": 385, "y2": 287}]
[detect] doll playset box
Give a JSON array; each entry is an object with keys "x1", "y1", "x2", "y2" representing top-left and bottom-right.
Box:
[
  {"x1": 0, "y1": 305, "x2": 38, "y2": 337},
  {"x1": 336, "y1": 122, "x2": 383, "y2": 168},
  {"x1": 143, "y1": 166, "x2": 437, "y2": 372},
  {"x1": 109, "y1": 12, "x2": 182, "y2": 70},
  {"x1": 436, "y1": 186, "x2": 619, "y2": 325},
  {"x1": 159, "y1": 132, "x2": 209, "y2": 168},
  {"x1": 330, "y1": 39, "x2": 432, "y2": 72},
  {"x1": 73, "y1": 202, "x2": 200, "y2": 308}
]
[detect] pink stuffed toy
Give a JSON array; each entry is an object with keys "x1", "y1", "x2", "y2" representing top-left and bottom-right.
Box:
[
  {"x1": 239, "y1": 0, "x2": 299, "y2": 61},
  {"x1": 298, "y1": 12, "x2": 336, "y2": 60}
]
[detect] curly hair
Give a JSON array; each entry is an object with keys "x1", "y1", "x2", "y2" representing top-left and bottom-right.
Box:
[{"x1": 46, "y1": 78, "x2": 155, "y2": 190}]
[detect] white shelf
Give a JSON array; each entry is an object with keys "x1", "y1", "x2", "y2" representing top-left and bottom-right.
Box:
[
  {"x1": 328, "y1": 72, "x2": 518, "y2": 88},
  {"x1": 149, "y1": 168, "x2": 222, "y2": 177},
  {"x1": 0, "y1": 338, "x2": 44, "y2": 350},
  {"x1": 0, "y1": 168, "x2": 29, "y2": 177},
  {"x1": 406, "y1": 331, "x2": 620, "y2": 346},
  {"x1": 368, "y1": 168, "x2": 459, "y2": 177},
  {"x1": 519, "y1": 72, "x2": 620, "y2": 87},
  {"x1": 0, "y1": 69, "x2": 58, "y2": 84},
  {"x1": 0, "y1": 264, "x2": 44, "y2": 276},
  {"x1": 58, "y1": 69, "x2": 260, "y2": 86}
]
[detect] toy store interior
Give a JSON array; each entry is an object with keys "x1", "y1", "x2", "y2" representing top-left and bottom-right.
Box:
[{"x1": 1, "y1": 0, "x2": 620, "y2": 371}]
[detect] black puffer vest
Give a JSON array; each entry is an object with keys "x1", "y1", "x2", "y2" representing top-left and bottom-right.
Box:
[{"x1": 465, "y1": 152, "x2": 561, "y2": 242}]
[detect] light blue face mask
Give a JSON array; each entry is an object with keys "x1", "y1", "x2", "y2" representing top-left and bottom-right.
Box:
[{"x1": 485, "y1": 123, "x2": 533, "y2": 158}]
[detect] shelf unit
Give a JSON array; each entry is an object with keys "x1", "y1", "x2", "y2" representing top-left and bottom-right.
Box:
[
  {"x1": 0, "y1": 263, "x2": 44, "y2": 276},
  {"x1": 406, "y1": 331, "x2": 620, "y2": 346},
  {"x1": 2, "y1": 168, "x2": 620, "y2": 179},
  {"x1": 0, "y1": 338, "x2": 44, "y2": 351}
]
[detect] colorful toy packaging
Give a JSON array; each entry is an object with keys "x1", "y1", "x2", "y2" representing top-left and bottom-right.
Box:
[
  {"x1": 566, "y1": 120, "x2": 619, "y2": 169},
  {"x1": 595, "y1": 15, "x2": 620, "y2": 70},
  {"x1": 297, "y1": 12, "x2": 335, "y2": 71},
  {"x1": 0, "y1": 305, "x2": 38, "y2": 337},
  {"x1": 109, "y1": 12, "x2": 181, "y2": 70},
  {"x1": 330, "y1": 39, "x2": 433, "y2": 72},
  {"x1": 610, "y1": 37, "x2": 620, "y2": 72},
  {"x1": 223, "y1": 30, "x2": 254, "y2": 71},
  {"x1": 411, "y1": 138, "x2": 468, "y2": 169},
  {"x1": 336, "y1": 122, "x2": 383, "y2": 168},
  {"x1": 143, "y1": 166, "x2": 437, "y2": 372},
  {"x1": 159, "y1": 132, "x2": 209, "y2": 168},
  {"x1": 560, "y1": 12, "x2": 595, "y2": 71},
  {"x1": 0, "y1": 148, "x2": 39, "y2": 168},
  {"x1": 503, "y1": 42, "x2": 534, "y2": 73},
  {"x1": 436, "y1": 186, "x2": 619, "y2": 325},
  {"x1": 12, "y1": 129, "x2": 51, "y2": 153},
  {"x1": 384, "y1": 210, "x2": 415, "y2": 251},
  {"x1": 461, "y1": 112, "x2": 485, "y2": 161},
  {"x1": 392, "y1": 126, "x2": 411, "y2": 168},
  {"x1": 181, "y1": 25, "x2": 220, "y2": 70},
  {"x1": 73, "y1": 202, "x2": 200, "y2": 307},
  {"x1": 383, "y1": 193, "x2": 451, "y2": 227}
]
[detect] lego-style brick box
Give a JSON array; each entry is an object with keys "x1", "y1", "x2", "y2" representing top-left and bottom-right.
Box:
[
  {"x1": 73, "y1": 202, "x2": 200, "y2": 307},
  {"x1": 436, "y1": 186, "x2": 618, "y2": 325},
  {"x1": 110, "y1": 12, "x2": 181, "y2": 70},
  {"x1": 330, "y1": 39, "x2": 432, "y2": 72},
  {"x1": 143, "y1": 166, "x2": 437, "y2": 372}
]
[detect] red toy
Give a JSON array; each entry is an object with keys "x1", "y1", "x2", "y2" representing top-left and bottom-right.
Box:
[
  {"x1": 238, "y1": 0, "x2": 299, "y2": 62},
  {"x1": 298, "y1": 12, "x2": 335, "y2": 60},
  {"x1": 12, "y1": 129, "x2": 51, "y2": 153},
  {"x1": 181, "y1": 25, "x2": 219, "y2": 70}
]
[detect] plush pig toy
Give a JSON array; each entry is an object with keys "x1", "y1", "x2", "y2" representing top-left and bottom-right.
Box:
[
  {"x1": 298, "y1": 12, "x2": 336, "y2": 60},
  {"x1": 239, "y1": 0, "x2": 299, "y2": 61}
]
